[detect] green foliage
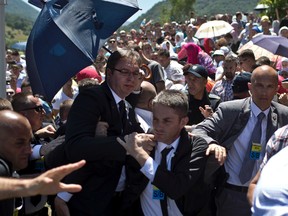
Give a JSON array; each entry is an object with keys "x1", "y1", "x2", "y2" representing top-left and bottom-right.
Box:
[
  {"x1": 125, "y1": 0, "x2": 261, "y2": 30},
  {"x1": 259, "y1": 0, "x2": 288, "y2": 19},
  {"x1": 4, "y1": 0, "x2": 39, "y2": 47},
  {"x1": 169, "y1": 0, "x2": 195, "y2": 22},
  {"x1": 6, "y1": 14, "x2": 33, "y2": 35}
]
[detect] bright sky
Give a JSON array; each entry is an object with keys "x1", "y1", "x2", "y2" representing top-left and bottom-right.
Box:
[
  {"x1": 21, "y1": 0, "x2": 161, "y2": 22},
  {"x1": 129, "y1": 0, "x2": 161, "y2": 21}
]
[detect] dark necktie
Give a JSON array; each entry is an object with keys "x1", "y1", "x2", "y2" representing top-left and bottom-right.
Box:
[
  {"x1": 159, "y1": 147, "x2": 173, "y2": 216},
  {"x1": 118, "y1": 100, "x2": 127, "y2": 129},
  {"x1": 239, "y1": 112, "x2": 265, "y2": 184}
]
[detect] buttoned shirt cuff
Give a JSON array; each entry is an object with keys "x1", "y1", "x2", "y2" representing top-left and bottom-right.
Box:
[
  {"x1": 30, "y1": 144, "x2": 42, "y2": 160},
  {"x1": 57, "y1": 192, "x2": 73, "y2": 202},
  {"x1": 140, "y1": 157, "x2": 158, "y2": 182}
]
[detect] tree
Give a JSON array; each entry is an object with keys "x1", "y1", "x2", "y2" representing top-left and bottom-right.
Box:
[
  {"x1": 169, "y1": 0, "x2": 196, "y2": 22},
  {"x1": 260, "y1": 0, "x2": 287, "y2": 20}
]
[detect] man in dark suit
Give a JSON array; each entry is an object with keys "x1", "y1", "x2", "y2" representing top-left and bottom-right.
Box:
[
  {"x1": 193, "y1": 65, "x2": 288, "y2": 216},
  {"x1": 54, "y1": 49, "x2": 155, "y2": 216},
  {"x1": 118, "y1": 90, "x2": 208, "y2": 215}
]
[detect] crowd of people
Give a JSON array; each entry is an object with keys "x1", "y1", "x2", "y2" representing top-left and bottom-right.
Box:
[{"x1": 1, "y1": 7, "x2": 288, "y2": 216}]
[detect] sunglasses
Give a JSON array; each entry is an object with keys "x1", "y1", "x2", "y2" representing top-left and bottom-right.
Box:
[
  {"x1": 109, "y1": 40, "x2": 116, "y2": 43},
  {"x1": 21, "y1": 105, "x2": 44, "y2": 113},
  {"x1": 141, "y1": 37, "x2": 148, "y2": 40}
]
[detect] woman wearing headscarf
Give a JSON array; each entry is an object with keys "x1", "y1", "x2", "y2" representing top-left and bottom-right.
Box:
[
  {"x1": 203, "y1": 38, "x2": 214, "y2": 55},
  {"x1": 178, "y1": 42, "x2": 216, "y2": 79},
  {"x1": 161, "y1": 39, "x2": 178, "y2": 59},
  {"x1": 279, "y1": 26, "x2": 288, "y2": 38}
]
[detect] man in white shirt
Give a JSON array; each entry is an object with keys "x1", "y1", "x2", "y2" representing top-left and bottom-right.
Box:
[
  {"x1": 118, "y1": 89, "x2": 208, "y2": 215},
  {"x1": 193, "y1": 65, "x2": 288, "y2": 215}
]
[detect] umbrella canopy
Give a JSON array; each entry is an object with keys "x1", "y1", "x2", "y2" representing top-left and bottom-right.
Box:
[
  {"x1": 251, "y1": 35, "x2": 288, "y2": 58},
  {"x1": 195, "y1": 20, "x2": 233, "y2": 39},
  {"x1": 11, "y1": 41, "x2": 27, "y2": 51},
  {"x1": 26, "y1": 0, "x2": 139, "y2": 101},
  {"x1": 254, "y1": 4, "x2": 269, "y2": 11},
  {"x1": 238, "y1": 41, "x2": 281, "y2": 63}
]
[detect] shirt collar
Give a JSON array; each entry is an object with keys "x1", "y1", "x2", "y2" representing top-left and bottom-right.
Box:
[
  {"x1": 157, "y1": 136, "x2": 180, "y2": 153},
  {"x1": 250, "y1": 99, "x2": 270, "y2": 118},
  {"x1": 108, "y1": 85, "x2": 123, "y2": 104}
]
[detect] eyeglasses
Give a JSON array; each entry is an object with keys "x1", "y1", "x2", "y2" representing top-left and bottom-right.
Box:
[
  {"x1": 109, "y1": 40, "x2": 116, "y2": 43},
  {"x1": 112, "y1": 68, "x2": 142, "y2": 78},
  {"x1": 20, "y1": 105, "x2": 44, "y2": 113},
  {"x1": 141, "y1": 37, "x2": 148, "y2": 40}
]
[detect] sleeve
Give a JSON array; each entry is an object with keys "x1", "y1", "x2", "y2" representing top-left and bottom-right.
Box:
[
  {"x1": 0, "y1": 159, "x2": 11, "y2": 177},
  {"x1": 140, "y1": 157, "x2": 159, "y2": 181},
  {"x1": 64, "y1": 88, "x2": 126, "y2": 162}
]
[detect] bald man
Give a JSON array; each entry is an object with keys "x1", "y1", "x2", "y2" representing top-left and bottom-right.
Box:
[
  {"x1": 0, "y1": 110, "x2": 33, "y2": 215},
  {"x1": 135, "y1": 81, "x2": 157, "y2": 132},
  {"x1": 193, "y1": 65, "x2": 288, "y2": 215}
]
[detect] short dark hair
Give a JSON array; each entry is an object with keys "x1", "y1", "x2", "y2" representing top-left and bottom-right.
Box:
[
  {"x1": 11, "y1": 92, "x2": 33, "y2": 111},
  {"x1": 255, "y1": 56, "x2": 271, "y2": 66},
  {"x1": 157, "y1": 48, "x2": 170, "y2": 58},
  {"x1": 238, "y1": 49, "x2": 255, "y2": 60},
  {"x1": 224, "y1": 55, "x2": 237, "y2": 64},
  {"x1": 106, "y1": 48, "x2": 141, "y2": 73},
  {"x1": 152, "y1": 90, "x2": 188, "y2": 118}
]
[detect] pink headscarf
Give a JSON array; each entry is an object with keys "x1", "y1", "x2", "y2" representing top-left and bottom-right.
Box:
[{"x1": 177, "y1": 43, "x2": 202, "y2": 64}]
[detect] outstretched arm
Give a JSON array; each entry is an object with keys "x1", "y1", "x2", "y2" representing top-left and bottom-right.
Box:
[{"x1": 0, "y1": 160, "x2": 85, "y2": 200}]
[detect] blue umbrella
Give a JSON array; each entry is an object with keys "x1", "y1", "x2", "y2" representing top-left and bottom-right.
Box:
[
  {"x1": 251, "y1": 35, "x2": 288, "y2": 58},
  {"x1": 26, "y1": 0, "x2": 139, "y2": 101},
  {"x1": 11, "y1": 41, "x2": 27, "y2": 51}
]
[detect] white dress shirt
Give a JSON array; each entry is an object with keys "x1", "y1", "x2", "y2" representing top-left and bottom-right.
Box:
[
  {"x1": 225, "y1": 100, "x2": 270, "y2": 186},
  {"x1": 140, "y1": 138, "x2": 183, "y2": 216}
]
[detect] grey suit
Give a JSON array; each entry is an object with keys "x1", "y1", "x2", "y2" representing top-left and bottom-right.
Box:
[
  {"x1": 193, "y1": 98, "x2": 288, "y2": 149},
  {"x1": 193, "y1": 97, "x2": 288, "y2": 216}
]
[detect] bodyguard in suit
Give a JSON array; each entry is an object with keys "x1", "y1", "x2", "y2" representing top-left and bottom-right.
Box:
[
  {"x1": 193, "y1": 65, "x2": 288, "y2": 216},
  {"x1": 118, "y1": 90, "x2": 208, "y2": 215},
  {"x1": 54, "y1": 49, "x2": 155, "y2": 216}
]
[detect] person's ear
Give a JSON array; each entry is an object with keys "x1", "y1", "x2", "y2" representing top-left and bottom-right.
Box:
[{"x1": 248, "y1": 82, "x2": 251, "y2": 91}]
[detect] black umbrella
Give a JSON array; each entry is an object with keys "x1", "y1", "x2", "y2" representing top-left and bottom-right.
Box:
[{"x1": 26, "y1": 0, "x2": 139, "y2": 101}]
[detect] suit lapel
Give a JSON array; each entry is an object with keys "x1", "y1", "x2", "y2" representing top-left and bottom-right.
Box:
[
  {"x1": 266, "y1": 106, "x2": 278, "y2": 141},
  {"x1": 171, "y1": 129, "x2": 190, "y2": 171}
]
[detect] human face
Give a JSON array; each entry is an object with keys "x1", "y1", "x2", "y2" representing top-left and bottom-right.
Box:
[
  {"x1": 142, "y1": 45, "x2": 152, "y2": 58},
  {"x1": 21, "y1": 96, "x2": 45, "y2": 131},
  {"x1": 239, "y1": 57, "x2": 254, "y2": 72},
  {"x1": 152, "y1": 104, "x2": 188, "y2": 144},
  {"x1": 0, "y1": 122, "x2": 32, "y2": 171},
  {"x1": 157, "y1": 55, "x2": 170, "y2": 68},
  {"x1": 281, "y1": 29, "x2": 288, "y2": 38},
  {"x1": 248, "y1": 69, "x2": 278, "y2": 110},
  {"x1": 107, "y1": 58, "x2": 140, "y2": 99},
  {"x1": 223, "y1": 61, "x2": 237, "y2": 80},
  {"x1": 185, "y1": 73, "x2": 207, "y2": 99}
]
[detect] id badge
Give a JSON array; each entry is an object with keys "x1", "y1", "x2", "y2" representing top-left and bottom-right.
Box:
[
  {"x1": 152, "y1": 185, "x2": 164, "y2": 200},
  {"x1": 250, "y1": 143, "x2": 262, "y2": 160}
]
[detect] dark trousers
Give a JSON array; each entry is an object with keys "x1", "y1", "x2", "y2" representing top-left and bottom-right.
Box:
[{"x1": 215, "y1": 188, "x2": 251, "y2": 216}]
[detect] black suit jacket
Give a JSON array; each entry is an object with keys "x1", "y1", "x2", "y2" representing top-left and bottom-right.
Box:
[
  {"x1": 61, "y1": 81, "x2": 143, "y2": 215},
  {"x1": 122, "y1": 129, "x2": 208, "y2": 216}
]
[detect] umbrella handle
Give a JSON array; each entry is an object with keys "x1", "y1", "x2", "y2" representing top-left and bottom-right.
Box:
[{"x1": 140, "y1": 64, "x2": 152, "y2": 80}]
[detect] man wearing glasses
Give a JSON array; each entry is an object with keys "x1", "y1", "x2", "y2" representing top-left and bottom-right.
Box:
[
  {"x1": 11, "y1": 93, "x2": 65, "y2": 215},
  {"x1": 54, "y1": 49, "x2": 155, "y2": 216}
]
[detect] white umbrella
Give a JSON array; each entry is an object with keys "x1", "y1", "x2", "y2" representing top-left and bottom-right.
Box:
[
  {"x1": 195, "y1": 20, "x2": 233, "y2": 39},
  {"x1": 254, "y1": 4, "x2": 269, "y2": 11}
]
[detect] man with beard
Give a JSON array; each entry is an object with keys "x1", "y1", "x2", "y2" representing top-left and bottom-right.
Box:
[{"x1": 211, "y1": 56, "x2": 238, "y2": 102}]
